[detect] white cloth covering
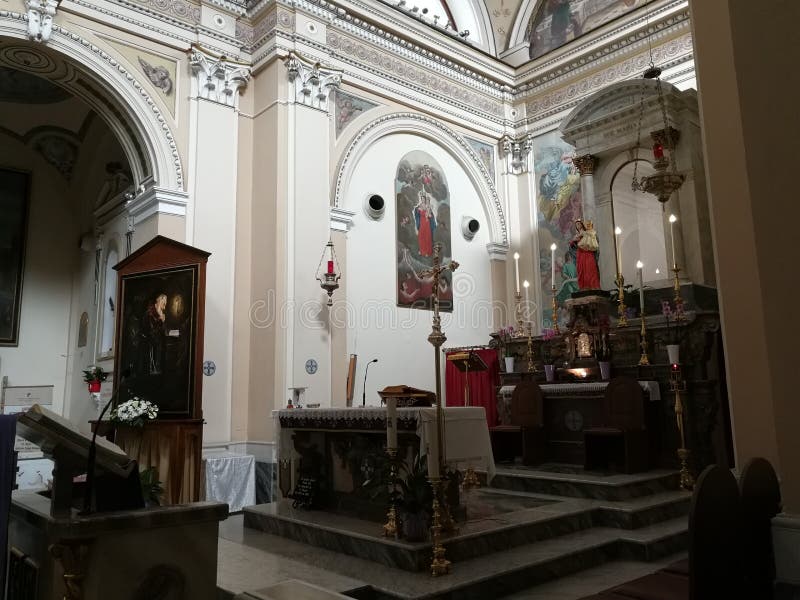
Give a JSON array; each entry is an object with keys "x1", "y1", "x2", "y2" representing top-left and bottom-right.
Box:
[
  {"x1": 499, "y1": 380, "x2": 661, "y2": 401},
  {"x1": 202, "y1": 451, "x2": 256, "y2": 512}
]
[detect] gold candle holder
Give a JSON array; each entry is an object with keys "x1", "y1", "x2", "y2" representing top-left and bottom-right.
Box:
[
  {"x1": 671, "y1": 265, "x2": 685, "y2": 321},
  {"x1": 526, "y1": 324, "x2": 535, "y2": 373},
  {"x1": 462, "y1": 466, "x2": 480, "y2": 491},
  {"x1": 616, "y1": 274, "x2": 628, "y2": 327},
  {"x1": 514, "y1": 291, "x2": 525, "y2": 335},
  {"x1": 638, "y1": 316, "x2": 650, "y2": 366},
  {"x1": 669, "y1": 366, "x2": 694, "y2": 490},
  {"x1": 383, "y1": 448, "x2": 399, "y2": 538},
  {"x1": 429, "y1": 477, "x2": 451, "y2": 577},
  {"x1": 550, "y1": 286, "x2": 560, "y2": 333}
]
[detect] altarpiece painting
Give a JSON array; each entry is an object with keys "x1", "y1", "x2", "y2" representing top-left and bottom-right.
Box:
[
  {"x1": 116, "y1": 266, "x2": 198, "y2": 416},
  {"x1": 0, "y1": 168, "x2": 30, "y2": 346},
  {"x1": 395, "y1": 151, "x2": 453, "y2": 311}
]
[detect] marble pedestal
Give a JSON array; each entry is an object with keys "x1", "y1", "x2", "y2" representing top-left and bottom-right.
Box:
[{"x1": 6, "y1": 491, "x2": 227, "y2": 600}]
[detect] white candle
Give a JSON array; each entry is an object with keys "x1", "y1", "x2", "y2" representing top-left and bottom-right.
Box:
[
  {"x1": 614, "y1": 227, "x2": 622, "y2": 277},
  {"x1": 668, "y1": 214, "x2": 677, "y2": 268},
  {"x1": 513, "y1": 252, "x2": 520, "y2": 294},
  {"x1": 426, "y1": 421, "x2": 440, "y2": 479},
  {"x1": 550, "y1": 243, "x2": 557, "y2": 285},
  {"x1": 636, "y1": 261, "x2": 645, "y2": 313},
  {"x1": 386, "y1": 397, "x2": 397, "y2": 450}
]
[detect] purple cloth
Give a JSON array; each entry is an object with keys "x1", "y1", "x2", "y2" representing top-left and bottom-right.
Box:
[{"x1": 0, "y1": 415, "x2": 17, "y2": 592}]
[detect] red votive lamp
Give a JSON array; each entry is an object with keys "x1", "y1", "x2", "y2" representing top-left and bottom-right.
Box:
[
  {"x1": 327, "y1": 260, "x2": 334, "y2": 274},
  {"x1": 653, "y1": 143, "x2": 664, "y2": 159}
]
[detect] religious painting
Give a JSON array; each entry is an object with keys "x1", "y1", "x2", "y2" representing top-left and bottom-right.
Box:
[
  {"x1": 395, "y1": 151, "x2": 453, "y2": 312},
  {"x1": 533, "y1": 131, "x2": 582, "y2": 329},
  {"x1": 116, "y1": 266, "x2": 198, "y2": 417},
  {"x1": 0, "y1": 168, "x2": 30, "y2": 346},
  {"x1": 334, "y1": 90, "x2": 378, "y2": 137},
  {"x1": 526, "y1": 0, "x2": 651, "y2": 61},
  {"x1": 466, "y1": 137, "x2": 496, "y2": 182}
]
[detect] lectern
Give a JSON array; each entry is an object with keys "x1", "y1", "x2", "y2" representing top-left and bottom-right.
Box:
[{"x1": 446, "y1": 351, "x2": 488, "y2": 407}]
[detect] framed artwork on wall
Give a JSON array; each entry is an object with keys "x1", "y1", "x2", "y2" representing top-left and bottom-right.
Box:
[
  {"x1": 0, "y1": 168, "x2": 31, "y2": 347},
  {"x1": 395, "y1": 151, "x2": 453, "y2": 311},
  {"x1": 115, "y1": 264, "x2": 199, "y2": 417}
]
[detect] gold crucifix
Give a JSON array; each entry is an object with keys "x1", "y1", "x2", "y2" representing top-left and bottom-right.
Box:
[{"x1": 419, "y1": 243, "x2": 459, "y2": 350}]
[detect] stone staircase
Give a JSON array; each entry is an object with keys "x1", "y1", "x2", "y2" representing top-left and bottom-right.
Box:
[{"x1": 221, "y1": 466, "x2": 690, "y2": 600}]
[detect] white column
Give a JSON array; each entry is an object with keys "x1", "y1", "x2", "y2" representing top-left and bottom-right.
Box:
[
  {"x1": 574, "y1": 154, "x2": 598, "y2": 224},
  {"x1": 187, "y1": 47, "x2": 250, "y2": 443},
  {"x1": 283, "y1": 52, "x2": 342, "y2": 408}
]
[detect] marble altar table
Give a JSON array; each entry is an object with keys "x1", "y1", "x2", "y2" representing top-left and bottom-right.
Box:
[{"x1": 273, "y1": 407, "x2": 496, "y2": 496}]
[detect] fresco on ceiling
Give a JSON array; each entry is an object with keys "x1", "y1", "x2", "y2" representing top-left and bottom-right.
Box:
[
  {"x1": 526, "y1": 0, "x2": 649, "y2": 60},
  {"x1": 532, "y1": 131, "x2": 582, "y2": 330}
]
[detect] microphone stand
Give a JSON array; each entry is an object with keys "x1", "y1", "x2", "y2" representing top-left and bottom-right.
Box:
[{"x1": 362, "y1": 359, "x2": 378, "y2": 407}]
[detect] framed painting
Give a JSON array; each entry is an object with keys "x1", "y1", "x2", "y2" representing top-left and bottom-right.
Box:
[
  {"x1": 0, "y1": 168, "x2": 31, "y2": 346},
  {"x1": 395, "y1": 151, "x2": 453, "y2": 311},
  {"x1": 115, "y1": 265, "x2": 198, "y2": 417}
]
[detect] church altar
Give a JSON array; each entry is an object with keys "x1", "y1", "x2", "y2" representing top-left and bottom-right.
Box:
[{"x1": 274, "y1": 407, "x2": 496, "y2": 501}]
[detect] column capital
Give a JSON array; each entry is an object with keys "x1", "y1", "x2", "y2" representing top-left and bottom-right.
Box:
[
  {"x1": 574, "y1": 154, "x2": 599, "y2": 176},
  {"x1": 25, "y1": 0, "x2": 58, "y2": 43},
  {"x1": 486, "y1": 242, "x2": 509, "y2": 261},
  {"x1": 284, "y1": 52, "x2": 342, "y2": 112},
  {"x1": 189, "y1": 45, "x2": 250, "y2": 108},
  {"x1": 499, "y1": 133, "x2": 534, "y2": 174}
]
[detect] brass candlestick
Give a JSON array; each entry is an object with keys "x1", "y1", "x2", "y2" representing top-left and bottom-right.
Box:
[
  {"x1": 616, "y1": 274, "x2": 628, "y2": 327},
  {"x1": 526, "y1": 324, "x2": 535, "y2": 373},
  {"x1": 462, "y1": 466, "x2": 480, "y2": 491},
  {"x1": 669, "y1": 366, "x2": 694, "y2": 490},
  {"x1": 671, "y1": 265, "x2": 685, "y2": 321},
  {"x1": 429, "y1": 477, "x2": 451, "y2": 577},
  {"x1": 638, "y1": 316, "x2": 650, "y2": 366},
  {"x1": 514, "y1": 291, "x2": 525, "y2": 336},
  {"x1": 383, "y1": 448, "x2": 399, "y2": 538},
  {"x1": 550, "y1": 286, "x2": 560, "y2": 333}
]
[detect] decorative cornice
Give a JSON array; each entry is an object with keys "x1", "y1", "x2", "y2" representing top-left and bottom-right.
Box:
[
  {"x1": 25, "y1": 0, "x2": 58, "y2": 43},
  {"x1": 127, "y1": 182, "x2": 189, "y2": 222},
  {"x1": 333, "y1": 112, "x2": 507, "y2": 245},
  {"x1": 284, "y1": 51, "x2": 341, "y2": 111},
  {"x1": 330, "y1": 207, "x2": 355, "y2": 232},
  {"x1": 189, "y1": 45, "x2": 251, "y2": 107},
  {"x1": 486, "y1": 242, "x2": 509, "y2": 261}
]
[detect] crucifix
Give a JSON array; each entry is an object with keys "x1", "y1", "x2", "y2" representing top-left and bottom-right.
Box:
[{"x1": 418, "y1": 242, "x2": 458, "y2": 576}]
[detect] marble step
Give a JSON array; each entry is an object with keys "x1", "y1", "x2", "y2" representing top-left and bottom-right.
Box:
[
  {"x1": 242, "y1": 489, "x2": 689, "y2": 572},
  {"x1": 339, "y1": 519, "x2": 689, "y2": 600},
  {"x1": 490, "y1": 467, "x2": 680, "y2": 500}
]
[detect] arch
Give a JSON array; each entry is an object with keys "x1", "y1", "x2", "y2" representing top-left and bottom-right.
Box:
[
  {"x1": 508, "y1": 0, "x2": 542, "y2": 51},
  {"x1": 333, "y1": 113, "x2": 508, "y2": 246},
  {"x1": 0, "y1": 12, "x2": 183, "y2": 191}
]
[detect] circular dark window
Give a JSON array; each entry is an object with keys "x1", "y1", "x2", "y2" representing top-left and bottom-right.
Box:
[
  {"x1": 468, "y1": 219, "x2": 480, "y2": 233},
  {"x1": 368, "y1": 195, "x2": 384, "y2": 211}
]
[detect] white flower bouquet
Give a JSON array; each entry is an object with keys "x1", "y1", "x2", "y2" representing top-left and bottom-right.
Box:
[{"x1": 109, "y1": 398, "x2": 159, "y2": 427}]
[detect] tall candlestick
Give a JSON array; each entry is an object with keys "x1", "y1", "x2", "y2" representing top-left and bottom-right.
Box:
[
  {"x1": 386, "y1": 397, "x2": 397, "y2": 450},
  {"x1": 550, "y1": 243, "x2": 557, "y2": 284},
  {"x1": 523, "y1": 280, "x2": 530, "y2": 319},
  {"x1": 668, "y1": 214, "x2": 677, "y2": 268},
  {"x1": 614, "y1": 227, "x2": 622, "y2": 276},
  {"x1": 513, "y1": 252, "x2": 520, "y2": 294},
  {"x1": 636, "y1": 261, "x2": 645, "y2": 311},
  {"x1": 426, "y1": 424, "x2": 440, "y2": 479}
]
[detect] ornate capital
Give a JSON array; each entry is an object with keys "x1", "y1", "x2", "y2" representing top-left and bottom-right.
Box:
[
  {"x1": 26, "y1": 0, "x2": 58, "y2": 43},
  {"x1": 499, "y1": 133, "x2": 534, "y2": 174},
  {"x1": 284, "y1": 52, "x2": 342, "y2": 111},
  {"x1": 573, "y1": 154, "x2": 598, "y2": 176},
  {"x1": 189, "y1": 46, "x2": 250, "y2": 108}
]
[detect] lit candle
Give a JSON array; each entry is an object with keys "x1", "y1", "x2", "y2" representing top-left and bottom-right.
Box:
[
  {"x1": 386, "y1": 397, "x2": 397, "y2": 450},
  {"x1": 513, "y1": 252, "x2": 520, "y2": 294},
  {"x1": 550, "y1": 243, "x2": 557, "y2": 286},
  {"x1": 426, "y1": 421, "x2": 440, "y2": 479},
  {"x1": 614, "y1": 226, "x2": 623, "y2": 277},
  {"x1": 668, "y1": 214, "x2": 677, "y2": 268},
  {"x1": 636, "y1": 261, "x2": 645, "y2": 314}
]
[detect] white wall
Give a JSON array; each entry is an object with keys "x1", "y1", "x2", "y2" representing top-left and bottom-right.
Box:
[
  {"x1": 0, "y1": 141, "x2": 78, "y2": 417},
  {"x1": 344, "y1": 134, "x2": 495, "y2": 406}
]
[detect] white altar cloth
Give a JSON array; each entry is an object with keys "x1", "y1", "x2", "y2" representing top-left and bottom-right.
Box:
[
  {"x1": 499, "y1": 380, "x2": 661, "y2": 401},
  {"x1": 202, "y1": 450, "x2": 256, "y2": 512},
  {"x1": 273, "y1": 406, "x2": 496, "y2": 482}
]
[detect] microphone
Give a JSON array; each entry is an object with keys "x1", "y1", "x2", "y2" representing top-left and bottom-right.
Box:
[{"x1": 362, "y1": 359, "x2": 378, "y2": 407}]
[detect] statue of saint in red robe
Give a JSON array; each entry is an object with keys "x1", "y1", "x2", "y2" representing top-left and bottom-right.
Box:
[{"x1": 570, "y1": 220, "x2": 600, "y2": 290}]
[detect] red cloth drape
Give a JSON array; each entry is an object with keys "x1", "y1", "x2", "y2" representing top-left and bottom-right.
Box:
[{"x1": 445, "y1": 349, "x2": 500, "y2": 427}]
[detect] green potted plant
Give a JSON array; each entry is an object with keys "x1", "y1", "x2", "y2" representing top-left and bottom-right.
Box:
[
  {"x1": 396, "y1": 454, "x2": 434, "y2": 542},
  {"x1": 82, "y1": 366, "x2": 108, "y2": 393},
  {"x1": 139, "y1": 467, "x2": 164, "y2": 507}
]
